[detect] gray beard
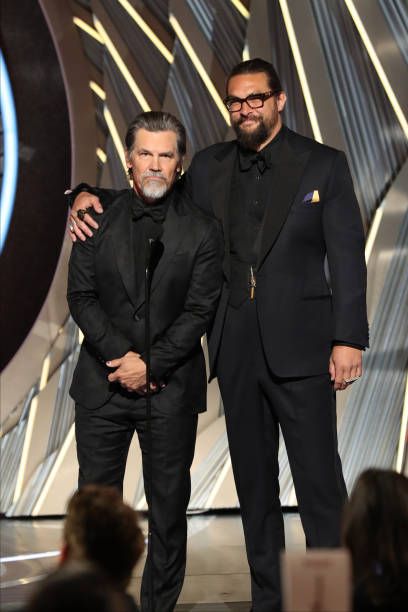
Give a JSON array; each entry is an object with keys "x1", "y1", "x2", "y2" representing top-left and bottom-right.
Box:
[{"x1": 141, "y1": 178, "x2": 168, "y2": 200}]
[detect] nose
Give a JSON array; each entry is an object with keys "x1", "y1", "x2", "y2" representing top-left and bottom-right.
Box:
[
  {"x1": 150, "y1": 155, "x2": 162, "y2": 171},
  {"x1": 240, "y1": 99, "x2": 256, "y2": 115}
]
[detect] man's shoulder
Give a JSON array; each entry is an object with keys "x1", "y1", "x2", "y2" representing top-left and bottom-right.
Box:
[
  {"x1": 89, "y1": 190, "x2": 132, "y2": 228},
  {"x1": 191, "y1": 140, "x2": 236, "y2": 164},
  {"x1": 286, "y1": 127, "x2": 343, "y2": 159},
  {"x1": 175, "y1": 192, "x2": 218, "y2": 225}
]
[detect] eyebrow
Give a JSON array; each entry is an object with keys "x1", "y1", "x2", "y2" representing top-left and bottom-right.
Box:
[
  {"x1": 227, "y1": 91, "x2": 265, "y2": 99},
  {"x1": 137, "y1": 148, "x2": 175, "y2": 156}
]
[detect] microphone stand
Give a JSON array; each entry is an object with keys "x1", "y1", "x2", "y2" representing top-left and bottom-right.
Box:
[{"x1": 144, "y1": 238, "x2": 163, "y2": 612}]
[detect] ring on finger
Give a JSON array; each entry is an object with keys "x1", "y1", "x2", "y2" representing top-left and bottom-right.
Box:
[
  {"x1": 344, "y1": 376, "x2": 360, "y2": 383},
  {"x1": 77, "y1": 208, "x2": 88, "y2": 221}
]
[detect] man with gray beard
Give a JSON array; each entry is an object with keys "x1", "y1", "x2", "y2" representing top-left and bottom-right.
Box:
[
  {"x1": 67, "y1": 111, "x2": 223, "y2": 612},
  {"x1": 68, "y1": 59, "x2": 368, "y2": 612}
]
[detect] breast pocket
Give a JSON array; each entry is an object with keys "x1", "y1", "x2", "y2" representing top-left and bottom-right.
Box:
[{"x1": 290, "y1": 199, "x2": 323, "y2": 214}]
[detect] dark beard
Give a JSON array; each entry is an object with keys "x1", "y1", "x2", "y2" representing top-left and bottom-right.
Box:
[{"x1": 233, "y1": 117, "x2": 270, "y2": 150}]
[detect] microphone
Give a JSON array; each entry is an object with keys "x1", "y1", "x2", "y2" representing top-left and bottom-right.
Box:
[{"x1": 145, "y1": 238, "x2": 164, "y2": 285}]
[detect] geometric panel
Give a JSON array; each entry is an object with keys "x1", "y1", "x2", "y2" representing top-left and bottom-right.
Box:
[
  {"x1": 187, "y1": 0, "x2": 247, "y2": 74},
  {"x1": 339, "y1": 204, "x2": 408, "y2": 490},
  {"x1": 143, "y1": 0, "x2": 172, "y2": 34},
  {"x1": 0, "y1": 396, "x2": 31, "y2": 512},
  {"x1": 99, "y1": 0, "x2": 171, "y2": 104},
  {"x1": 168, "y1": 41, "x2": 229, "y2": 156},
  {"x1": 266, "y1": 1, "x2": 314, "y2": 138},
  {"x1": 104, "y1": 136, "x2": 129, "y2": 189},
  {"x1": 379, "y1": 0, "x2": 408, "y2": 65},
  {"x1": 311, "y1": 0, "x2": 408, "y2": 230},
  {"x1": 104, "y1": 53, "x2": 144, "y2": 125},
  {"x1": 77, "y1": 28, "x2": 104, "y2": 71}
]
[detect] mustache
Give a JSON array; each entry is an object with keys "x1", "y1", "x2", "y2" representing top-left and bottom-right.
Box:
[
  {"x1": 236, "y1": 114, "x2": 261, "y2": 126},
  {"x1": 142, "y1": 171, "x2": 166, "y2": 180}
]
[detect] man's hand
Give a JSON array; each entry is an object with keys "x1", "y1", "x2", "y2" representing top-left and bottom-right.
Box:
[
  {"x1": 329, "y1": 345, "x2": 362, "y2": 391},
  {"x1": 107, "y1": 351, "x2": 146, "y2": 392},
  {"x1": 69, "y1": 192, "x2": 104, "y2": 242}
]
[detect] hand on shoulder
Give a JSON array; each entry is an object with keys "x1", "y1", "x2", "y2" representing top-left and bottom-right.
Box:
[{"x1": 68, "y1": 191, "x2": 104, "y2": 242}]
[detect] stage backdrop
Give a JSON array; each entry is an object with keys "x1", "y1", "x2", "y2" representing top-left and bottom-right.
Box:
[{"x1": 1, "y1": 0, "x2": 407, "y2": 516}]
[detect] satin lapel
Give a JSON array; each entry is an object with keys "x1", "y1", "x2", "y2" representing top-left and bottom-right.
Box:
[
  {"x1": 133, "y1": 201, "x2": 185, "y2": 311},
  {"x1": 111, "y1": 194, "x2": 138, "y2": 307},
  {"x1": 257, "y1": 136, "x2": 311, "y2": 269},
  {"x1": 212, "y1": 143, "x2": 236, "y2": 280}
]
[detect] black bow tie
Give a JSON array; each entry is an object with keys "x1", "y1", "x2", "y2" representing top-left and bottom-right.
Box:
[
  {"x1": 239, "y1": 150, "x2": 269, "y2": 173},
  {"x1": 131, "y1": 196, "x2": 167, "y2": 224}
]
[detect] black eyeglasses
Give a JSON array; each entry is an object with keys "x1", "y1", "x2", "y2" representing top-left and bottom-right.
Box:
[{"x1": 223, "y1": 90, "x2": 277, "y2": 112}]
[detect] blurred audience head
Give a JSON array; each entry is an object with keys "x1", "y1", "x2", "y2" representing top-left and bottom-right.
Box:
[
  {"x1": 26, "y1": 562, "x2": 130, "y2": 612},
  {"x1": 62, "y1": 485, "x2": 145, "y2": 589},
  {"x1": 342, "y1": 469, "x2": 408, "y2": 610}
]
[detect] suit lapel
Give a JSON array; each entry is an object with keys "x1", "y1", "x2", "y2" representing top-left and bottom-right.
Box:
[
  {"x1": 111, "y1": 194, "x2": 139, "y2": 307},
  {"x1": 257, "y1": 133, "x2": 311, "y2": 269}
]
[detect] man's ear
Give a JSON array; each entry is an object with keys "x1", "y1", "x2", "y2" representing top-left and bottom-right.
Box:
[
  {"x1": 125, "y1": 150, "x2": 132, "y2": 170},
  {"x1": 125, "y1": 153, "x2": 134, "y2": 181},
  {"x1": 277, "y1": 91, "x2": 287, "y2": 113},
  {"x1": 176, "y1": 156, "x2": 184, "y2": 176}
]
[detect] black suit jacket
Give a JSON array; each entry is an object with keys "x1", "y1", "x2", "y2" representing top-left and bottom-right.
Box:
[
  {"x1": 67, "y1": 190, "x2": 223, "y2": 411},
  {"x1": 185, "y1": 127, "x2": 369, "y2": 378}
]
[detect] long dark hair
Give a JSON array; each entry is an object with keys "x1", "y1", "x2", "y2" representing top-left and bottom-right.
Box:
[
  {"x1": 226, "y1": 58, "x2": 282, "y2": 95},
  {"x1": 342, "y1": 469, "x2": 408, "y2": 607}
]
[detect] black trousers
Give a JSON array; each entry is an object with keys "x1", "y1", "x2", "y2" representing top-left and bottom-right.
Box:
[
  {"x1": 75, "y1": 395, "x2": 198, "y2": 612},
  {"x1": 216, "y1": 300, "x2": 347, "y2": 612}
]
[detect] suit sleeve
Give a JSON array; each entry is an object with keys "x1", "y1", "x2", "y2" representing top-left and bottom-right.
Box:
[
  {"x1": 323, "y1": 151, "x2": 369, "y2": 347},
  {"x1": 67, "y1": 232, "x2": 132, "y2": 362},
  {"x1": 183, "y1": 153, "x2": 212, "y2": 216},
  {"x1": 183, "y1": 158, "x2": 194, "y2": 200},
  {"x1": 65, "y1": 183, "x2": 125, "y2": 210},
  {"x1": 149, "y1": 220, "x2": 223, "y2": 380}
]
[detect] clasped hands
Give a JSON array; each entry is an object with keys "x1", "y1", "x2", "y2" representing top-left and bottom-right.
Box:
[
  {"x1": 329, "y1": 345, "x2": 362, "y2": 391},
  {"x1": 106, "y1": 351, "x2": 157, "y2": 395}
]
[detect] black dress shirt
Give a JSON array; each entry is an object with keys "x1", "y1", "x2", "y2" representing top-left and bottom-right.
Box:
[
  {"x1": 228, "y1": 127, "x2": 285, "y2": 307},
  {"x1": 130, "y1": 190, "x2": 170, "y2": 295}
]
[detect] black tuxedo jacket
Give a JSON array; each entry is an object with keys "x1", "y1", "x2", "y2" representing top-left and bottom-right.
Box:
[
  {"x1": 185, "y1": 127, "x2": 369, "y2": 378},
  {"x1": 67, "y1": 190, "x2": 223, "y2": 411}
]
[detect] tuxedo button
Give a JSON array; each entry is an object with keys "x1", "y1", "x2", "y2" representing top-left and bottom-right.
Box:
[{"x1": 134, "y1": 313, "x2": 141, "y2": 321}]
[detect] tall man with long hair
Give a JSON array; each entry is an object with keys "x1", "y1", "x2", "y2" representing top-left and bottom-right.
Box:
[{"x1": 68, "y1": 59, "x2": 368, "y2": 611}]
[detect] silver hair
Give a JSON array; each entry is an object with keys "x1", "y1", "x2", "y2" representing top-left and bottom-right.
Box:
[{"x1": 125, "y1": 111, "x2": 186, "y2": 157}]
